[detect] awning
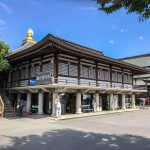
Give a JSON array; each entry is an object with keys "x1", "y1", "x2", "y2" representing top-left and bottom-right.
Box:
[{"x1": 8, "y1": 84, "x2": 147, "y2": 94}]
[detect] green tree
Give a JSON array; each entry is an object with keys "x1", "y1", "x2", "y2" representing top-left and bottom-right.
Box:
[
  {"x1": 97, "y1": 0, "x2": 150, "y2": 21},
  {"x1": 0, "y1": 40, "x2": 10, "y2": 71}
]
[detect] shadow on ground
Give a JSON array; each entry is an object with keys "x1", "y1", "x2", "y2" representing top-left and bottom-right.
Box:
[
  {"x1": 4, "y1": 114, "x2": 50, "y2": 120},
  {"x1": 0, "y1": 129, "x2": 150, "y2": 150}
]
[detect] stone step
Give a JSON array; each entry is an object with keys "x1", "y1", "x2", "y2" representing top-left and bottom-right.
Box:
[{"x1": 0, "y1": 90, "x2": 14, "y2": 118}]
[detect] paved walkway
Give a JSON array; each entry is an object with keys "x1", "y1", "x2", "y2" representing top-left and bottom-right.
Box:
[
  {"x1": 0, "y1": 110, "x2": 150, "y2": 150},
  {"x1": 52, "y1": 108, "x2": 139, "y2": 120}
]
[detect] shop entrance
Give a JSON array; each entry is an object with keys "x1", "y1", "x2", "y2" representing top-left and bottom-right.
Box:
[
  {"x1": 60, "y1": 93, "x2": 76, "y2": 114},
  {"x1": 81, "y1": 93, "x2": 94, "y2": 113},
  {"x1": 101, "y1": 94, "x2": 109, "y2": 110},
  {"x1": 31, "y1": 93, "x2": 38, "y2": 113},
  {"x1": 43, "y1": 93, "x2": 52, "y2": 115}
]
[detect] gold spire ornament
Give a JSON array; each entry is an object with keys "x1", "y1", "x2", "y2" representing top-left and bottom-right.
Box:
[{"x1": 22, "y1": 28, "x2": 36, "y2": 45}]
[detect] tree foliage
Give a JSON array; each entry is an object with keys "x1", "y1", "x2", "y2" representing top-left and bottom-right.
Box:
[
  {"x1": 97, "y1": 0, "x2": 150, "y2": 21},
  {"x1": 0, "y1": 40, "x2": 10, "y2": 71}
]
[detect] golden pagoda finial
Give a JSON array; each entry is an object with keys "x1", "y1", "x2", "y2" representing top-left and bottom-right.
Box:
[
  {"x1": 22, "y1": 28, "x2": 36, "y2": 45},
  {"x1": 27, "y1": 28, "x2": 34, "y2": 40}
]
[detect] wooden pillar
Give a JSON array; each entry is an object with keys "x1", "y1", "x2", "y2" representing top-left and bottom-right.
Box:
[
  {"x1": 76, "y1": 92, "x2": 82, "y2": 114},
  {"x1": 110, "y1": 65, "x2": 112, "y2": 88},
  {"x1": 121, "y1": 94, "x2": 126, "y2": 110},
  {"x1": 96, "y1": 62, "x2": 98, "y2": 86},
  {"x1": 131, "y1": 94, "x2": 136, "y2": 109},
  {"x1": 26, "y1": 93, "x2": 31, "y2": 112},
  {"x1": 122, "y1": 68, "x2": 124, "y2": 88},
  {"x1": 18, "y1": 67, "x2": 21, "y2": 87},
  {"x1": 10, "y1": 70, "x2": 13, "y2": 88},
  {"x1": 109, "y1": 93, "x2": 114, "y2": 110},
  {"x1": 38, "y1": 92, "x2": 44, "y2": 114},
  {"x1": 40, "y1": 56, "x2": 43, "y2": 72},
  {"x1": 95, "y1": 93, "x2": 101, "y2": 111},
  {"x1": 78, "y1": 58, "x2": 80, "y2": 85},
  {"x1": 54, "y1": 53, "x2": 58, "y2": 84},
  {"x1": 51, "y1": 92, "x2": 58, "y2": 116}
]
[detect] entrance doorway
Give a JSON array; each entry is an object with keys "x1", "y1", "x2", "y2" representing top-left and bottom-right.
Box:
[
  {"x1": 43, "y1": 93, "x2": 52, "y2": 115},
  {"x1": 60, "y1": 93, "x2": 76, "y2": 114},
  {"x1": 101, "y1": 94, "x2": 109, "y2": 110},
  {"x1": 31, "y1": 93, "x2": 38, "y2": 113}
]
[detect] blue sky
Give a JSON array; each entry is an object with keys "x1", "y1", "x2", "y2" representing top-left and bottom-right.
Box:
[{"x1": 0, "y1": 0, "x2": 150, "y2": 58}]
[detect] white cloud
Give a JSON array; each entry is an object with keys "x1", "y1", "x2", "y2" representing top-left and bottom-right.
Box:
[
  {"x1": 111, "y1": 24, "x2": 117, "y2": 30},
  {"x1": 120, "y1": 28, "x2": 128, "y2": 33},
  {"x1": 0, "y1": 2, "x2": 13, "y2": 14},
  {"x1": 120, "y1": 29, "x2": 124, "y2": 33},
  {"x1": 109, "y1": 40, "x2": 115, "y2": 45},
  {"x1": 0, "y1": 19, "x2": 6, "y2": 25},
  {"x1": 139, "y1": 36, "x2": 144, "y2": 40}
]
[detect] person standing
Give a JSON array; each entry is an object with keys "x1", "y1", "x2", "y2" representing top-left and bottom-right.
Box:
[
  {"x1": 18, "y1": 99, "x2": 25, "y2": 117},
  {"x1": 55, "y1": 96, "x2": 61, "y2": 117},
  {"x1": 92, "y1": 97, "x2": 96, "y2": 112}
]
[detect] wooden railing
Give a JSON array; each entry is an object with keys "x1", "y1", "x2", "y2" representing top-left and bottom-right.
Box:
[{"x1": 0, "y1": 96, "x2": 4, "y2": 118}]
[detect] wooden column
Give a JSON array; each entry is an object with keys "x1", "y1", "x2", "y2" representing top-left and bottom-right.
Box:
[
  {"x1": 121, "y1": 94, "x2": 126, "y2": 110},
  {"x1": 54, "y1": 53, "x2": 58, "y2": 84},
  {"x1": 38, "y1": 92, "x2": 44, "y2": 115},
  {"x1": 40, "y1": 56, "x2": 43, "y2": 72},
  {"x1": 110, "y1": 65, "x2": 112, "y2": 88},
  {"x1": 122, "y1": 68, "x2": 124, "y2": 88},
  {"x1": 110, "y1": 93, "x2": 114, "y2": 110},
  {"x1": 28, "y1": 61, "x2": 31, "y2": 79},
  {"x1": 10, "y1": 70, "x2": 13, "y2": 88},
  {"x1": 76, "y1": 92, "x2": 82, "y2": 114},
  {"x1": 78, "y1": 58, "x2": 80, "y2": 85},
  {"x1": 131, "y1": 94, "x2": 136, "y2": 109},
  {"x1": 18, "y1": 67, "x2": 21, "y2": 87},
  {"x1": 26, "y1": 93, "x2": 31, "y2": 112},
  {"x1": 96, "y1": 62, "x2": 98, "y2": 86}
]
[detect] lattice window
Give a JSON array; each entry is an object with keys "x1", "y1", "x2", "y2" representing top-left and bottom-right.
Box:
[
  {"x1": 89, "y1": 67, "x2": 96, "y2": 79},
  {"x1": 24, "y1": 68, "x2": 29, "y2": 79},
  {"x1": 69, "y1": 63, "x2": 77, "y2": 77},
  {"x1": 117, "y1": 73, "x2": 122, "y2": 82},
  {"x1": 124, "y1": 73, "x2": 128, "y2": 83},
  {"x1": 98, "y1": 69, "x2": 110, "y2": 81},
  {"x1": 58, "y1": 62, "x2": 68, "y2": 76},
  {"x1": 128, "y1": 75, "x2": 132, "y2": 83},
  {"x1": 112, "y1": 71, "x2": 117, "y2": 82},
  {"x1": 21, "y1": 68, "x2": 25, "y2": 79},
  {"x1": 80, "y1": 65, "x2": 89, "y2": 78}
]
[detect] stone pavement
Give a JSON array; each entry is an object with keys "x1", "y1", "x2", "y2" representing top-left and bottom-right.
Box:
[
  {"x1": 0, "y1": 110, "x2": 150, "y2": 150},
  {"x1": 52, "y1": 108, "x2": 139, "y2": 120}
]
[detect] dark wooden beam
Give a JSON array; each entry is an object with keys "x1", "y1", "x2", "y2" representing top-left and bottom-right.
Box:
[
  {"x1": 122, "y1": 68, "x2": 124, "y2": 88},
  {"x1": 40, "y1": 56, "x2": 43, "y2": 72},
  {"x1": 78, "y1": 58, "x2": 81, "y2": 85},
  {"x1": 96, "y1": 62, "x2": 98, "y2": 86},
  {"x1": 110, "y1": 65, "x2": 112, "y2": 88},
  {"x1": 54, "y1": 53, "x2": 58, "y2": 83}
]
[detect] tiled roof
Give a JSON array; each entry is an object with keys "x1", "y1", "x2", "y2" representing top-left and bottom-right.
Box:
[{"x1": 12, "y1": 42, "x2": 34, "y2": 54}]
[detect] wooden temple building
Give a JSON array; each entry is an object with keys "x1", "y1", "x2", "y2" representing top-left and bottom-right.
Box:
[{"x1": 2, "y1": 29, "x2": 148, "y2": 116}]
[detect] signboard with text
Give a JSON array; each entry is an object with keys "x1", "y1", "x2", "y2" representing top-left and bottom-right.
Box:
[{"x1": 36, "y1": 72, "x2": 52, "y2": 85}]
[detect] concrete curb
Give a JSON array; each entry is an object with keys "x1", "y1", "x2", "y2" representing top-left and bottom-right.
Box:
[{"x1": 51, "y1": 109, "x2": 140, "y2": 121}]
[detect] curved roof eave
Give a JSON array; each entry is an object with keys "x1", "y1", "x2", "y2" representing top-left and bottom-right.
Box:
[{"x1": 7, "y1": 34, "x2": 149, "y2": 74}]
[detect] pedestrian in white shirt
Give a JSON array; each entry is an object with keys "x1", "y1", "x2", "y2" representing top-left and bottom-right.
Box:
[{"x1": 55, "y1": 96, "x2": 61, "y2": 117}]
